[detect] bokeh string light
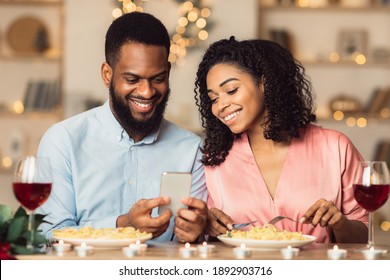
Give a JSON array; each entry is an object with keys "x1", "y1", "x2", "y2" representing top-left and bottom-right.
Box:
[{"x1": 112, "y1": 0, "x2": 211, "y2": 66}]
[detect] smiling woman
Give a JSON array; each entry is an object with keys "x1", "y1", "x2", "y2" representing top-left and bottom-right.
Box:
[{"x1": 195, "y1": 37, "x2": 368, "y2": 244}]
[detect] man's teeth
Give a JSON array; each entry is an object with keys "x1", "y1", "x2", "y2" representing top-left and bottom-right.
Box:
[
  {"x1": 224, "y1": 111, "x2": 240, "y2": 121},
  {"x1": 134, "y1": 101, "x2": 152, "y2": 108}
]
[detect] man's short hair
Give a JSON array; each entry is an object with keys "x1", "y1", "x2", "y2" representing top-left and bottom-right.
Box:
[{"x1": 105, "y1": 12, "x2": 170, "y2": 67}]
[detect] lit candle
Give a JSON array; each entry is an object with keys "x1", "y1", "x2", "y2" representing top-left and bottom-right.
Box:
[
  {"x1": 233, "y1": 243, "x2": 252, "y2": 259},
  {"x1": 134, "y1": 240, "x2": 148, "y2": 255},
  {"x1": 281, "y1": 245, "x2": 300, "y2": 260},
  {"x1": 197, "y1": 241, "x2": 216, "y2": 258},
  {"x1": 52, "y1": 240, "x2": 72, "y2": 254},
  {"x1": 74, "y1": 242, "x2": 93, "y2": 257},
  {"x1": 327, "y1": 245, "x2": 347, "y2": 260},
  {"x1": 122, "y1": 244, "x2": 139, "y2": 258},
  {"x1": 179, "y1": 242, "x2": 196, "y2": 259},
  {"x1": 362, "y1": 247, "x2": 387, "y2": 260}
]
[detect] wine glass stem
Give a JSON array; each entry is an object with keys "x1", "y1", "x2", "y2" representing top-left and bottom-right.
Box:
[
  {"x1": 27, "y1": 210, "x2": 35, "y2": 250},
  {"x1": 368, "y1": 212, "x2": 374, "y2": 248}
]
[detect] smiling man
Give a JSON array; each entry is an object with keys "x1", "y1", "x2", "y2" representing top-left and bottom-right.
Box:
[{"x1": 36, "y1": 12, "x2": 207, "y2": 243}]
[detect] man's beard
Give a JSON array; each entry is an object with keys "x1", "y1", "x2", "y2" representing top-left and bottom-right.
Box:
[{"x1": 109, "y1": 82, "x2": 170, "y2": 138}]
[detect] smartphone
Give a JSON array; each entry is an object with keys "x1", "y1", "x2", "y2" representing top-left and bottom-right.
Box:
[{"x1": 158, "y1": 172, "x2": 192, "y2": 216}]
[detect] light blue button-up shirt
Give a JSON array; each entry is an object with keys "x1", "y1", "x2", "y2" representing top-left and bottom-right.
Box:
[{"x1": 36, "y1": 101, "x2": 207, "y2": 242}]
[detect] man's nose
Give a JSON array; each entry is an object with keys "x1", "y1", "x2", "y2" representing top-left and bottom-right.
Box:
[{"x1": 136, "y1": 79, "x2": 155, "y2": 98}]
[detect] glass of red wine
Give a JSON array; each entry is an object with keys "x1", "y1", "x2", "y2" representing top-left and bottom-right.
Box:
[
  {"x1": 12, "y1": 156, "x2": 52, "y2": 251},
  {"x1": 353, "y1": 161, "x2": 389, "y2": 249}
]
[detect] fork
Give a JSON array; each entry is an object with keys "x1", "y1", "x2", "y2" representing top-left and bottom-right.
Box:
[
  {"x1": 229, "y1": 204, "x2": 361, "y2": 231},
  {"x1": 267, "y1": 204, "x2": 361, "y2": 225},
  {"x1": 232, "y1": 220, "x2": 257, "y2": 229},
  {"x1": 267, "y1": 216, "x2": 299, "y2": 225},
  {"x1": 227, "y1": 220, "x2": 257, "y2": 237}
]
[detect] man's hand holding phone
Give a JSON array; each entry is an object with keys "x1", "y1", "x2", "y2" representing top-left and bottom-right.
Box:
[
  {"x1": 174, "y1": 196, "x2": 208, "y2": 243},
  {"x1": 158, "y1": 172, "x2": 208, "y2": 242},
  {"x1": 116, "y1": 197, "x2": 171, "y2": 238}
]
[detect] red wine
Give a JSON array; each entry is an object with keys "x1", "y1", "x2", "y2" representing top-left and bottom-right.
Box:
[
  {"x1": 12, "y1": 182, "x2": 52, "y2": 210},
  {"x1": 353, "y1": 184, "x2": 389, "y2": 212}
]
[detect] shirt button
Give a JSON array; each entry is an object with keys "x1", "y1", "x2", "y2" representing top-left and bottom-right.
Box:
[{"x1": 130, "y1": 146, "x2": 134, "y2": 151}]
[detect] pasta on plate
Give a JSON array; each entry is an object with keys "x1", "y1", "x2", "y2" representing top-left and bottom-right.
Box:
[
  {"x1": 228, "y1": 224, "x2": 309, "y2": 241},
  {"x1": 52, "y1": 226, "x2": 152, "y2": 240}
]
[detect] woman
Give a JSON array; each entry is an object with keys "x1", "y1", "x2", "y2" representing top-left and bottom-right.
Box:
[{"x1": 194, "y1": 37, "x2": 368, "y2": 243}]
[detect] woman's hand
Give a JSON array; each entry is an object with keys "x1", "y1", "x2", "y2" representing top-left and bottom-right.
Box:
[
  {"x1": 204, "y1": 208, "x2": 234, "y2": 237},
  {"x1": 302, "y1": 198, "x2": 368, "y2": 243},
  {"x1": 301, "y1": 198, "x2": 346, "y2": 229}
]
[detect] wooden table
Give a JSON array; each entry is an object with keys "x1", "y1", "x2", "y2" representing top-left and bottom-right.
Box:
[{"x1": 16, "y1": 241, "x2": 390, "y2": 260}]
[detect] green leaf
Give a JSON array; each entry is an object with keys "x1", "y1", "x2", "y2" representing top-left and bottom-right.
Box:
[
  {"x1": 0, "y1": 221, "x2": 11, "y2": 242},
  {"x1": 1, "y1": 204, "x2": 48, "y2": 254},
  {"x1": 11, "y1": 244, "x2": 34, "y2": 255},
  {"x1": 14, "y1": 207, "x2": 27, "y2": 218},
  {"x1": 33, "y1": 235, "x2": 47, "y2": 246},
  {"x1": 6, "y1": 216, "x2": 27, "y2": 242},
  {"x1": 34, "y1": 213, "x2": 48, "y2": 229},
  {"x1": 0, "y1": 205, "x2": 13, "y2": 228}
]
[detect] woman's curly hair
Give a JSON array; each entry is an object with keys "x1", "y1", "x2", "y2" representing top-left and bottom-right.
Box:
[{"x1": 194, "y1": 36, "x2": 316, "y2": 166}]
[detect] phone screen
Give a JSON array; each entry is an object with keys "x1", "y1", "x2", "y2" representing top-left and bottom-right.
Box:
[{"x1": 158, "y1": 172, "x2": 192, "y2": 216}]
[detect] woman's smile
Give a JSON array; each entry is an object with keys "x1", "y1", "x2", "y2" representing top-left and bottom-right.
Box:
[{"x1": 222, "y1": 109, "x2": 241, "y2": 125}]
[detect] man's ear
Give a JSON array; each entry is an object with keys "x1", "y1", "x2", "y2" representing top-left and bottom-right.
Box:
[
  {"x1": 167, "y1": 61, "x2": 172, "y2": 78},
  {"x1": 101, "y1": 62, "x2": 112, "y2": 88}
]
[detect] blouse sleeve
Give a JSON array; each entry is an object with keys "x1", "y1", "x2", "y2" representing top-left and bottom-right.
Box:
[{"x1": 339, "y1": 133, "x2": 368, "y2": 224}]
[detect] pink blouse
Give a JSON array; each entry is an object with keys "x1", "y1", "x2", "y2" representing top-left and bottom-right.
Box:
[{"x1": 205, "y1": 124, "x2": 368, "y2": 243}]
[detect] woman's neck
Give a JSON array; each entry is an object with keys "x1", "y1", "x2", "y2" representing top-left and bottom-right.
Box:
[{"x1": 247, "y1": 127, "x2": 289, "y2": 152}]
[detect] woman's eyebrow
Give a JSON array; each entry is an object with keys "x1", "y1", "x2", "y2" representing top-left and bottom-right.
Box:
[
  {"x1": 207, "y1": 77, "x2": 239, "y2": 93},
  {"x1": 219, "y1": 78, "x2": 238, "y2": 88}
]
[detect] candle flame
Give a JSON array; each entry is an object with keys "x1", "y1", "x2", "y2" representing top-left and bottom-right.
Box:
[
  {"x1": 202, "y1": 241, "x2": 207, "y2": 246},
  {"x1": 287, "y1": 245, "x2": 292, "y2": 249},
  {"x1": 136, "y1": 240, "x2": 141, "y2": 245},
  {"x1": 333, "y1": 245, "x2": 338, "y2": 251},
  {"x1": 81, "y1": 242, "x2": 87, "y2": 248},
  {"x1": 370, "y1": 247, "x2": 374, "y2": 252},
  {"x1": 185, "y1": 242, "x2": 191, "y2": 249},
  {"x1": 59, "y1": 240, "x2": 64, "y2": 245},
  {"x1": 240, "y1": 243, "x2": 246, "y2": 249}
]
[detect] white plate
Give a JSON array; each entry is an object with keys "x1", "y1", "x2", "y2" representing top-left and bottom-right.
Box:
[
  {"x1": 53, "y1": 235, "x2": 152, "y2": 248},
  {"x1": 217, "y1": 234, "x2": 316, "y2": 249}
]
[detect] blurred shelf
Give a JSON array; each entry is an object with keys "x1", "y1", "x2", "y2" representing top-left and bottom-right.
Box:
[
  {"x1": 0, "y1": 0, "x2": 64, "y2": 121},
  {"x1": 300, "y1": 60, "x2": 390, "y2": 68},
  {"x1": 0, "y1": 110, "x2": 63, "y2": 120},
  {"x1": 0, "y1": 53, "x2": 61, "y2": 62},
  {"x1": 0, "y1": 168, "x2": 13, "y2": 175},
  {"x1": 261, "y1": 5, "x2": 390, "y2": 12},
  {"x1": 319, "y1": 116, "x2": 390, "y2": 123},
  {"x1": 0, "y1": 0, "x2": 62, "y2": 6},
  {"x1": 260, "y1": 3, "x2": 390, "y2": 160}
]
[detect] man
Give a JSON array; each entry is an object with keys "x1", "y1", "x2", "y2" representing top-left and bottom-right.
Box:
[{"x1": 37, "y1": 12, "x2": 207, "y2": 243}]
